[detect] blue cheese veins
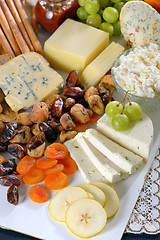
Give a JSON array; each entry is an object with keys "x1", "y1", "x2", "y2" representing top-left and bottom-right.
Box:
[{"x1": 0, "y1": 52, "x2": 64, "y2": 111}]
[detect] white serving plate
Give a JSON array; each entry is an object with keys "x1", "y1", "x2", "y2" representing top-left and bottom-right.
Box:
[{"x1": 0, "y1": 28, "x2": 160, "y2": 240}]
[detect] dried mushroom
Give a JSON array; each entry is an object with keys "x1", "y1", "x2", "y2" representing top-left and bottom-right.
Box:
[
  {"x1": 10, "y1": 126, "x2": 32, "y2": 144},
  {"x1": 98, "y1": 74, "x2": 115, "y2": 94},
  {"x1": 60, "y1": 130, "x2": 77, "y2": 143},
  {"x1": 84, "y1": 87, "x2": 99, "y2": 102},
  {"x1": 17, "y1": 112, "x2": 33, "y2": 126},
  {"x1": 88, "y1": 95, "x2": 104, "y2": 115},
  {"x1": 70, "y1": 104, "x2": 90, "y2": 123},
  {"x1": 27, "y1": 142, "x2": 45, "y2": 158},
  {"x1": 60, "y1": 113, "x2": 75, "y2": 131},
  {"x1": 0, "y1": 102, "x2": 17, "y2": 122}
]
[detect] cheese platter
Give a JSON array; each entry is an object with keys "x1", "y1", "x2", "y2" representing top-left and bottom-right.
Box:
[{"x1": 0, "y1": 0, "x2": 160, "y2": 240}]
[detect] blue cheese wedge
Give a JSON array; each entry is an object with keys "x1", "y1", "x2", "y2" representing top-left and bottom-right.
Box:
[
  {"x1": 75, "y1": 133, "x2": 129, "y2": 183},
  {"x1": 84, "y1": 129, "x2": 143, "y2": 174},
  {"x1": 64, "y1": 139, "x2": 108, "y2": 183},
  {"x1": 97, "y1": 113, "x2": 153, "y2": 161},
  {"x1": 0, "y1": 52, "x2": 64, "y2": 111},
  {"x1": 120, "y1": 1, "x2": 160, "y2": 47}
]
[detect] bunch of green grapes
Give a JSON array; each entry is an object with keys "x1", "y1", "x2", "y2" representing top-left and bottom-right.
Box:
[
  {"x1": 76, "y1": 0, "x2": 142, "y2": 37},
  {"x1": 105, "y1": 100, "x2": 142, "y2": 131}
]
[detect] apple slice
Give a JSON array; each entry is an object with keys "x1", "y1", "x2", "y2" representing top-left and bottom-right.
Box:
[
  {"x1": 79, "y1": 184, "x2": 106, "y2": 207},
  {"x1": 65, "y1": 198, "x2": 107, "y2": 238},
  {"x1": 92, "y1": 182, "x2": 119, "y2": 219},
  {"x1": 48, "y1": 187, "x2": 88, "y2": 222}
]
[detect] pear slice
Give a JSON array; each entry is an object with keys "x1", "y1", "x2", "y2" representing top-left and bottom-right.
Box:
[
  {"x1": 48, "y1": 187, "x2": 88, "y2": 222},
  {"x1": 92, "y1": 182, "x2": 119, "y2": 219},
  {"x1": 79, "y1": 184, "x2": 106, "y2": 207},
  {"x1": 65, "y1": 199, "x2": 107, "y2": 238}
]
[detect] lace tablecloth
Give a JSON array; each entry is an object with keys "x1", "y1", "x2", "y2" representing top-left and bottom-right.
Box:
[{"x1": 126, "y1": 147, "x2": 160, "y2": 234}]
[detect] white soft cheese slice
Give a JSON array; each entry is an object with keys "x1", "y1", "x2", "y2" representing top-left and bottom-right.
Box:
[
  {"x1": 0, "y1": 52, "x2": 64, "y2": 111},
  {"x1": 64, "y1": 139, "x2": 108, "y2": 183},
  {"x1": 75, "y1": 133, "x2": 129, "y2": 183},
  {"x1": 97, "y1": 113, "x2": 153, "y2": 161},
  {"x1": 120, "y1": 1, "x2": 160, "y2": 47},
  {"x1": 84, "y1": 129, "x2": 143, "y2": 174}
]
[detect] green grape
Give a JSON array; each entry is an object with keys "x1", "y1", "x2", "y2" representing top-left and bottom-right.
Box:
[
  {"x1": 113, "y1": 20, "x2": 121, "y2": 35},
  {"x1": 114, "y1": 2, "x2": 125, "y2": 12},
  {"x1": 111, "y1": 0, "x2": 121, "y2": 3},
  {"x1": 112, "y1": 114, "x2": 130, "y2": 131},
  {"x1": 84, "y1": 0, "x2": 100, "y2": 15},
  {"x1": 124, "y1": 102, "x2": 142, "y2": 121},
  {"x1": 78, "y1": 0, "x2": 87, "y2": 6},
  {"x1": 99, "y1": 0, "x2": 109, "y2": 8},
  {"x1": 77, "y1": 7, "x2": 89, "y2": 20},
  {"x1": 103, "y1": 7, "x2": 119, "y2": 23},
  {"x1": 99, "y1": 22, "x2": 114, "y2": 37},
  {"x1": 105, "y1": 101, "x2": 123, "y2": 118},
  {"x1": 86, "y1": 14, "x2": 102, "y2": 28}
]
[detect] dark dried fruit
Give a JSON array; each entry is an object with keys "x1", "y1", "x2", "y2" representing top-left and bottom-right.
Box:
[
  {"x1": 0, "y1": 175, "x2": 20, "y2": 186},
  {"x1": 63, "y1": 87, "x2": 84, "y2": 99},
  {"x1": 26, "y1": 133, "x2": 45, "y2": 151},
  {"x1": 60, "y1": 113, "x2": 75, "y2": 131},
  {"x1": 47, "y1": 121, "x2": 64, "y2": 132},
  {"x1": 39, "y1": 122, "x2": 58, "y2": 143},
  {"x1": 51, "y1": 97, "x2": 64, "y2": 118},
  {"x1": 64, "y1": 98, "x2": 75, "y2": 110},
  {"x1": 8, "y1": 144, "x2": 26, "y2": 160},
  {"x1": 7, "y1": 185, "x2": 19, "y2": 205},
  {"x1": 0, "y1": 123, "x2": 18, "y2": 143},
  {"x1": 101, "y1": 93, "x2": 114, "y2": 105},
  {"x1": 0, "y1": 159, "x2": 17, "y2": 176},
  {"x1": 0, "y1": 141, "x2": 8, "y2": 152},
  {"x1": 66, "y1": 70, "x2": 79, "y2": 87}
]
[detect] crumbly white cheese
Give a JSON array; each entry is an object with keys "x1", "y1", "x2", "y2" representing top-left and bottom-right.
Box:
[{"x1": 112, "y1": 43, "x2": 160, "y2": 98}]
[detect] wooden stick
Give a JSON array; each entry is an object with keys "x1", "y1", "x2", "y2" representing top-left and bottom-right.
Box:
[
  {"x1": 31, "y1": 6, "x2": 39, "y2": 35},
  {"x1": 6, "y1": 0, "x2": 34, "y2": 51},
  {"x1": 0, "y1": 27, "x2": 15, "y2": 58},
  {"x1": 13, "y1": 0, "x2": 43, "y2": 54},
  {"x1": 0, "y1": 0, "x2": 30, "y2": 54},
  {"x1": 0, "y1": 6, "x2": 21, "y2": 56}
]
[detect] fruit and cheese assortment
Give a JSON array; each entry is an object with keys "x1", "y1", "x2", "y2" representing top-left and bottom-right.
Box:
[{"x1": 0, "y1": 0, "x2": 159, "y2": 238}]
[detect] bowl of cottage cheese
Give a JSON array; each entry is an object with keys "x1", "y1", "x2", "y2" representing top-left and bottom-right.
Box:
[{"x1": 111, "y1": 43, "x2": 160, "y2": 111}]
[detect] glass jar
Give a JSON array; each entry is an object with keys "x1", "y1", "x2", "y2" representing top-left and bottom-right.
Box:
[{"x1": 35, "y1": 0, "x2": 79, "y2": 32}]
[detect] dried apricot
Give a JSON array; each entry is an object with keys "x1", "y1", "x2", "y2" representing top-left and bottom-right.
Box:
[
  {"x1": 45, "y1": 172, "x2": 69, "y2": 190},
  {"x1": 46, "y1": 143, "x2": 69, "y2": 160},
  {"x1": 29, "y1": 185, "x2": 48, "y2": 203}
]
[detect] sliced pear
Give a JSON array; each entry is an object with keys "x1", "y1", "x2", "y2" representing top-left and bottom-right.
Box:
[
  {"x1": 65, "y1": 198, "x2": 107, "y2": 238},
  {"x1": 79, "y1": 184, "x2": 106, "y2": 207},
  {"x1": 86, "y1": 192, "x2": 94, "y2": 199},
  {"x1": 92, "y1": 182, "x2": 119, "y2": 219},
  {"x1": 48, "y1": 187, "x2": 88, "y2": 222}
]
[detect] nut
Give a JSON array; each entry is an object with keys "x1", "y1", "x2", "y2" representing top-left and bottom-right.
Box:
[
  {"x1": 88, "y1": 95, "x2": 104, "y2": 115},
  {"x1": 84, "y1": 87, "x2": 99, "y2": 102},
  {"x1": 70, "y1": 104, "x2": 90, "y2": 123},
  {"x1": 60, "y1": 130, "x2": 77, "y2": 143}
]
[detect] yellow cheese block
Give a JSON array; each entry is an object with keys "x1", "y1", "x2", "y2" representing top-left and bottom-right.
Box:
[
  {"x1": 80, "y1": 42, "x2": 124, "y2": 88},
  {"x1": 44, "y1": 19, "x2": 109, "y2": 74}
]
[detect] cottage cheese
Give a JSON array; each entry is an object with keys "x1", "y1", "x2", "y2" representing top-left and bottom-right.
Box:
[{"x1": 112, "y1": 43, "x2": 160, "y2": 98}]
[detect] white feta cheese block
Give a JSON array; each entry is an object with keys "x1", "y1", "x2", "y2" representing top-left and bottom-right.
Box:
[
  {"x1": 75, "y1": 133, "x2": 129, "y2": 183},
  {"x1": 97, "y1": 113, "x2": 153, "y2": 161},
  {"x1": 0, "y1": 52, "x2": 64, "y2": 111},
  {"x1": 120, "y1": 1, "x2": 160, "y2": 47},
  {"x1": 84, "y1": 129, "x2": 143, "y2": 174},
  {"x1": 64, "y1": 139, "x2": 108, "y2": 183}
]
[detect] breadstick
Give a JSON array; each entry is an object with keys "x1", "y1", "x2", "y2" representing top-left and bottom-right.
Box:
[
  {"x1": 0, "y1": 27, "x2": 15, "y2": 58},
  {"x1": 0, "y1": 0, "x2": 30, "y2": 54},
  {"x1": 31, "y1": 6, "x2": 39, "y2": 35},
  {"x1": 0, "y1": 6, "x2": 21, "y2": 56},
  {"x1": 0, "y1": 43, "x2": 5, "y2": 54},
  {"x1": 6, "y1": 0, "x2": 34, "y2": 51},
  {"x1": 13, "y1": 0, "x2": 43, "y2": 54}
]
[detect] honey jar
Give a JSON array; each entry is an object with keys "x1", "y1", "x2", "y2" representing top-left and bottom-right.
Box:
[{"x1": 35, "y1": 0, "x2": 79, "y2": 32}]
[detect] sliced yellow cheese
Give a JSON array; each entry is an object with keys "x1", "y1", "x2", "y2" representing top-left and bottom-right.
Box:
[
  {"x1": 44, "y1": 19, "x2": 109, "y2": 74},
  {"x1": 80, "y1": 42, "x2": 124, "y2": 88},
  {"x1": 0, "y1": 52, "x2": 64, "y2": 111}
]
